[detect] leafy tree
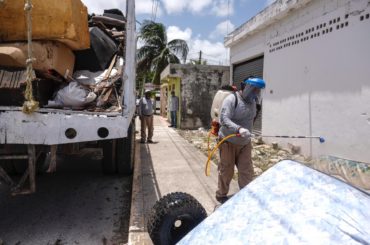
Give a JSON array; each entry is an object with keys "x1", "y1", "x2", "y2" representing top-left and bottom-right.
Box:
[{"x1": 137, "y1": 20, "x2": 189, "y2": 85}]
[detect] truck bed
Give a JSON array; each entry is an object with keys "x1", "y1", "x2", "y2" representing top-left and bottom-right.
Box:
[{"x1": 0, "y1": 106, "x2": 133, "y2": 145}]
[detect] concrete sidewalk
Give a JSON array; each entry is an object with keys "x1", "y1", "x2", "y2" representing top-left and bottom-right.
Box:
[{"x1": 128, "y1": 115, "x2": 238, "y2": 245}]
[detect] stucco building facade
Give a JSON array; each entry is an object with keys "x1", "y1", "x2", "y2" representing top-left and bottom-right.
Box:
[{"x1": 160, "y1": 64, "x2": 230, "y2": 129}]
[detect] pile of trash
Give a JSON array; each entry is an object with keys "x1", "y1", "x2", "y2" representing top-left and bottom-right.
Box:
[
  {"x1": 177, "y1": 128, "x2": 309, "y2": 179},
  {"x1": 0, "y1": 0, "x2": 126, "y2": 112}
]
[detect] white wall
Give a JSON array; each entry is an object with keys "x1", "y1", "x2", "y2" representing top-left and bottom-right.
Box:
[
  {"x1": 230, "y1": 30, "x2": 266, "y2": 64},
  {"x1": 229, "y1": 0, "x2": 370, "y2": 162}
]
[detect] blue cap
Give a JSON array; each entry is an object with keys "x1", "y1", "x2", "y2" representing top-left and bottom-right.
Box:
[{"x1": 244, "y1": 77, "x2": 266, "y2": 89}]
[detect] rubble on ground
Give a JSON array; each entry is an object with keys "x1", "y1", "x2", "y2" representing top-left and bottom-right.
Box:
[
  {"x1": 176, "y1": 127, "x2": 370, "y2": 194},
  {"x1": 177, "y1": 128, "x2": 310, "y2": 179}
]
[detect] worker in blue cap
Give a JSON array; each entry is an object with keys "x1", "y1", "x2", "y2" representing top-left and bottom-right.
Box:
[{"x1": 216, "y1": 77, "x2": 266, "y2": 204}]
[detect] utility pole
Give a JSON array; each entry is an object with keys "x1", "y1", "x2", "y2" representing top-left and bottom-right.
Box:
[
  {"x1": 123, "y1": 0, "x2": 136, "y2": 115},
  {"x1": 198, "y1": 50, "x2": 202, "y2": 64}
]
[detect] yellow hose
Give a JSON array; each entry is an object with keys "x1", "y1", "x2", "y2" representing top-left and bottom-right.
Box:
[
  {"x1": 205, "y1": 133, "x2": 238, "y2": 176},
  {"x1": 207, "y1": 131, "x2": 213, "y2": 157}
]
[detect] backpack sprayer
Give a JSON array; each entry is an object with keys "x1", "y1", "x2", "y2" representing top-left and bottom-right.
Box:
[
  {"x1": 205, "y1": 85, "x2": 236, "y2": 176},
  {"x1": 205, "y1": 82, "x2": 325, "y2": 176}
]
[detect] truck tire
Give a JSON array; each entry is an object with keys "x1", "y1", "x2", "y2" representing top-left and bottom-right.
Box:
[
  {"x1": 147, "y1": 192, "x2": 207, "y2": 245},
  {"x1": 116, "y1": 122, "x2": 135, "y2": 175},
  {"x1": 101, "y1": 139, "x2": 117, "y2": 174}
]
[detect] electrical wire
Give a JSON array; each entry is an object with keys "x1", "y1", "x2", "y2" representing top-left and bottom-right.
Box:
[
  {"x1": 151, "y1": 0, "x2": 159, "y2": 22},
  {"x1": 226, "y1": 0, "x2": 231, "y2": 65}
]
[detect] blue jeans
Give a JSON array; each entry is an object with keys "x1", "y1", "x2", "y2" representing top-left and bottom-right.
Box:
[{"x1": 170, "y1": 111, "x2": 177, "y2": 127}]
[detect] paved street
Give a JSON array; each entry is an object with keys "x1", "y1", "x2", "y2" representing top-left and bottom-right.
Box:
[{"x1": 0, "y1": 152, "x2": 131, "y2": 245}]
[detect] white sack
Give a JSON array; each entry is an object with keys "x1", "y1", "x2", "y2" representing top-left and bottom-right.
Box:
[
  {"x1": 73, "y1": 68, "x2": 118, "y2": 86},
  {"x1": 47, "y1": 82, "x2": 96, "y2": 107}
]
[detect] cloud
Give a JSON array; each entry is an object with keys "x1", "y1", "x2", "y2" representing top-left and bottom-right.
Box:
[
  {"x1": 188, "y1": 0, "x2": 212, "y2": 13},
  {"x1": 212, "y1": 0, "x2": 234, "y2": 17},
  {"x1": 136, "y1": 0, "x2": 157, "y2": 15},
  {"x1": 161, "y1": 0, "x2": 187, "y2": 14},
  {"x1": 166, "y1": 25, "x2": 229, "y2": 65},
  {"x1": 81, "y1": 0, "x2": 162, "y2": 16},
  {"x1": 162, "y1": 0, "x2": 236, "y2": 17},
  {"x1": 209, "y1": 20, "x2": 235, "y2": 40},
  {"x1": 190, "y1": 39, "x2": 229, "y2": 65},
  {"x1": 167, "y1": 26, "x2": 192, "y2": 42},
  {"x1": 81, "y1": 0, "x2": 122, "y2": 14}
]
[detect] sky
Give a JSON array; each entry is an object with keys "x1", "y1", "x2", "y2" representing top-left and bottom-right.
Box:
[{"x1": 81, "y1": 0, "x2": 274, "y2": 65}]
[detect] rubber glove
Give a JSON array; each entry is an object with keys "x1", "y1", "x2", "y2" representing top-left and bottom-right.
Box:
[{"x1": 239, "y1": 128, "x2": 251, "y2": 138}]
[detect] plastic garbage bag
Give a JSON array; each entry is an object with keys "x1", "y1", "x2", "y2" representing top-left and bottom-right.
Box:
[{"x1": 47, "y1": 82, "x2": 96, "y2": 108}]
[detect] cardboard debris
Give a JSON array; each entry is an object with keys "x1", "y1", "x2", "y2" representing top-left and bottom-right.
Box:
[
  {"x1": 0, "y1": 41, "x2": 75, "y2": 78},
  {"x1": 0, "y1": 0, "x2": 90, "y2": 50}
]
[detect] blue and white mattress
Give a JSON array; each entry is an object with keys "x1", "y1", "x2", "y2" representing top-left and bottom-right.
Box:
[{"x1": 179, "y1": 160, "x2": 370, "y2": 245}]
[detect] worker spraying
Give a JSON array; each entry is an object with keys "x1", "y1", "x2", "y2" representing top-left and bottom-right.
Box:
[{"x1": 214, "y1": 77, "x2": 265, "y2": 204}]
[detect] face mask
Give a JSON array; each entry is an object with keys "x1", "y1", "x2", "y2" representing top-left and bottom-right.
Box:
[{"x1": 241, "y1": 85, "x2": 258, "y2": 103}]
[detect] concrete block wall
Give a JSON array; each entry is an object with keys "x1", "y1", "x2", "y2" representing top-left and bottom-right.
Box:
[{"x1": 161, "y1": 64, "x2": 230, "y2": 129}]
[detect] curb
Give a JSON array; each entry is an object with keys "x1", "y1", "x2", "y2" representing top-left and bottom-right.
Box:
[{"x1": 128, "y1": 138, "x2": 152, "y2": 245}]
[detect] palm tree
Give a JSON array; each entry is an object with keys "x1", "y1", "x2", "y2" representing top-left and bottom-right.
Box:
[{"x1": 137, "y1": 20, "x2": 189, "y2": 85}]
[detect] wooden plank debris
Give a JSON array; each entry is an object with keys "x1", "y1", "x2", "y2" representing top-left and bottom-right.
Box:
[{"x1": 0, "y1": 70, "x2": 27, "y2": 89}]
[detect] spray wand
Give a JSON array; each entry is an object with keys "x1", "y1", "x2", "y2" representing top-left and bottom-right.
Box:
[
  {"x1": 254, "y1": 135, "x2": 325, "y2": 143},
  {"x1": 205, "y1": 133, "x2": 325, "y2": 176}
]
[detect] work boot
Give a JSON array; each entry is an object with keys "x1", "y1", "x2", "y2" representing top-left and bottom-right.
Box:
[
  {"x1": 147, "y1": 139, "x2": 154, "y2": 143},
  {"x1": 140, "y1": 139, "x2": 146, "y2": 144},
  {"x1": 215, "y1": 195, "x2": 229, "y2": 204}
]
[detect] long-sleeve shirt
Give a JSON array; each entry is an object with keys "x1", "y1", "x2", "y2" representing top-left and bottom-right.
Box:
[
  {"x1": 138, "y1": 97, "x2": 153, "y2": 116},
  {"x1": 218, "y1": 92, "x2": 256, "y2": 145},
  {"x1": 169, "y1": 95, "x2": 179, "y2": 112}
]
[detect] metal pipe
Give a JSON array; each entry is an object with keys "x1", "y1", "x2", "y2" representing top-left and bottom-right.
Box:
[
  {"x1": 0, "y1": 155, "x2": 29, "y2": 160},
  {"x1": 28, "y1": 144, "x2": 36, "y2": 193}
]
